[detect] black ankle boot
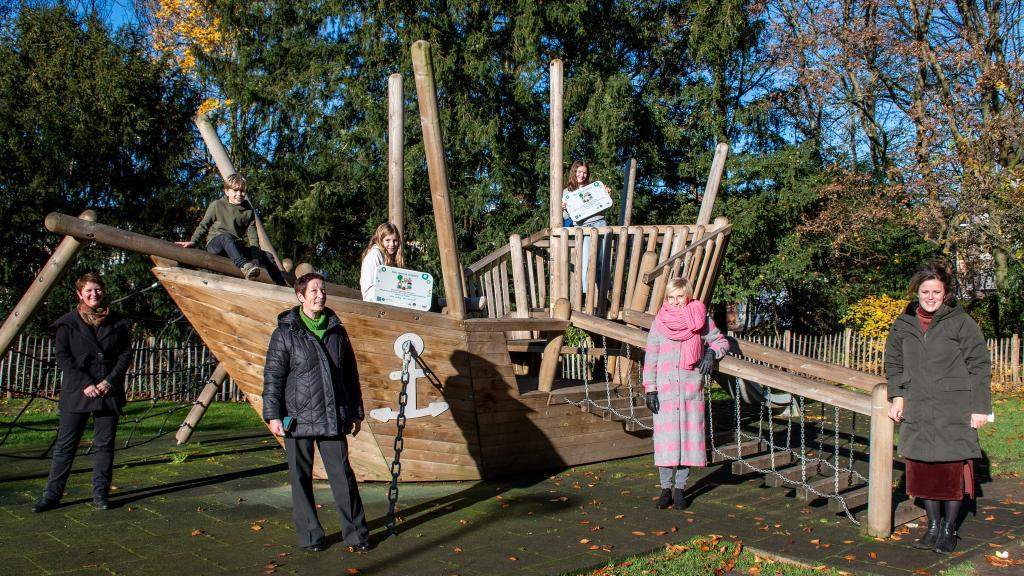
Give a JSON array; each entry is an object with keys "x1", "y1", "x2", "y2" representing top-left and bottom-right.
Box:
[
  {"x1": 934, "y1": 520, "x2": 958, "y2": 554},
  {"x1": 655, "y1": 488, "x2": 673, "y2": 509},
  {"x1": 671, "y1": 488, "x2": 688, "y2": 510},
  {"x1": 913, "y1": 519, "x2": 940, "y2": 549}
]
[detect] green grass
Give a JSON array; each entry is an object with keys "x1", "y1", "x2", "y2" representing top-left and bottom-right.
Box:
[
  {"x1": 562, "y1": 535, "x2": 844, "y2": 576},
  {"x1": 979, "y1": 392, "x2": 1024, "y2": 478},
  {"x1": 939, "y1": 561, "x2": 977, "y2": 576},
  {"x1": 0, "y1": 398, "x2": 263, "y2": 449}
]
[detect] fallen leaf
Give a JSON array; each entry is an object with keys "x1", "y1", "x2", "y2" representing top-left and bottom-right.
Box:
[
  {"x1": 507, "y1": 556, "x2": 518, "y2": 561},
  {"x1": 985, "y1": 515, "x2": 996, "y2": 521},
  {"x1": 652, "y1": 530, "x2": 667, "y2": 536},
  {"x1": 631, "y1": 531, "x2": 646, "y2": 537},
  {"x1": 458, "y1": 519, "x2": 468, "y2": 525},
  {"x1": 453, "y1": 547, "x2": 463, "y2": 553},
  {"x1": 250, "y1": 523, "x2": 263, "y2": 531},
  {"x1": 614, "y1": 514, "x2": 625, "y2": 520},
  {"x1": 580, "y1": 538, "x2": 591, "y2": 544},
  {"x1": 345, "y1": 569, "x2": 361, "y2": 575},
  {"x1": 670, "y1": 526, "x2": 678, "y2": 533},
  {"x1": 591, "y1": 525, "x2": 602, "y2": 532},
  {"x1": 810, "y1": 539, "x2": 820, "y2": 545},
  {"x1": 912, "y1": 570, "x2": 930, "y2": 575},
  {"x1": 277, "y1": 552, "x2": 290, "y2": 558},
  {"x1": 748, "y1": 567, "x2": 761, "y2": 575},
  {"x1": 869, "y1": 552, "x2": 878, "y2": 560},
  {"x1": 843, "y1": 554, "x2": 856, "y2": 561},
  {"x1": 190, "y1": 529, "x2": 205, "y2": 537}
]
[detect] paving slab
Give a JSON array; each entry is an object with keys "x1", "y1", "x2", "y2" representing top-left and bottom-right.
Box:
[{"x1": 2, "y1": 426, "x2": 1023, "y2": 575}]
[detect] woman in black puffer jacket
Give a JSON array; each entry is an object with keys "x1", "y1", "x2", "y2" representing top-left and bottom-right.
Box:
[
  {"x1": 885, "y1": 261, "x2": 991, "y2": 554},
  {"x1": 33, "y1": 271, "x2": 132, "y2": 513}
]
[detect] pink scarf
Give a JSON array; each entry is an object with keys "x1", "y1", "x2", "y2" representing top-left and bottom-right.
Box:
[{"x1": 654, "y1": 299, "x2": 707, "y2": 368}]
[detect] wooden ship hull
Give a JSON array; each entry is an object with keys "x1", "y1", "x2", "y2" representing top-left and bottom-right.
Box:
[{"x1": 154, "y1": 265, "x2": 653, "y2": 481}]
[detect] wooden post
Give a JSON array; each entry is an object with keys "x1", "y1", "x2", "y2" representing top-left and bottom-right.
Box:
[
  {"x1": 1012, "y1": 333, "x2": 1020, "y2": 385},
  {"x1": 538, "y1": 298, "x2": 571, "y2": 392},
  {"x1": 867, "y1": 383, "x2": 894, "y2": 537},
  {"x1": 696, "y1": 143, "x2": 729, "y2": 226},
  {"x1": 509, "y1": 235, "x2": 530, "y2": 317},
  {"x1": 194, "y1": 112, "x2": 285, "y2": 274},
  {"x1": 175, "y1": 363, "x2": 229, "y2": 444},
  {"x1": 619, "y1": 158, "x2": 637, "y2": 226},
  {"x1": 0, "y1": 210, "x2": 96, "y2": 360},
  {"x1": 783, "y1": 329, "x2": 792, "y2": 353},
  {"x1": 630, "y1": 251, "x2": 658, "y2": 313},
  {"x1": 549, "y1": 59, "x2": 564, "y2": 230},
  {"x1": 843, "y1": 328, "x2": 853, "y2": 368},
  {"x1": 388, "y1": 73, "x2": 405, "y2": 237},
  {"x1": 411, "y1": 41, "x2": 466, "y2": 319}
]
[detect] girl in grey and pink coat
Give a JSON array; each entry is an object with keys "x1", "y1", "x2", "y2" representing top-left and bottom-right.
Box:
[{"x1": 642, "y1": 278, "x2": 729, "y2": 510}]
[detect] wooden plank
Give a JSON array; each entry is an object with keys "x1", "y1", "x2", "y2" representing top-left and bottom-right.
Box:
[
  {"x1": 731, "y1": 451, "x2": 794, "y2": 475},
  {"x1": 571, "y1": 229, "x2": 584, "y2": 311},
  {"x1": 608, "y1": 228, "x2": 629, "y2": 319},
  {"x1": 648, "y1": 227, "x2": 677, "y2": 313}
]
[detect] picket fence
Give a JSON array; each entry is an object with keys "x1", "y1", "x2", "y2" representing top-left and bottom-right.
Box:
[
  {"x1": 0, "y1": 334, "x2": 242, "y2": 402},
  {"x1": 735, "y1": 329, "x2": 1023, "y2": 390}
]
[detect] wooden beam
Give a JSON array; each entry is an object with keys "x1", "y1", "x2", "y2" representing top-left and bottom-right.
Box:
[
  {"x1": 696, "y1": 142, "x2": 729, "y2": 226},
  {"x1": 642, "y1": 221, "x2": 731, "y2": 283},
  {"x1": 411, "y1": 41, "x2": 466, "y2": 319},
  {"x1": 388, "y1": 73, "x2": 405, "y2": 237},
  {"x1": 538, "y1": 298, "x2": 571, "y2": 392},
  {"x1": 867, "y1": 383, "x2": 894, "y2": 537},
  {"x1": 549, "y1": 59, "x2": 564, "y2": 229},
  {"x1": 619, "y1": 158, "x2": 637, "y2": 226},
  {"x1": 0, "y1": 209, "x2": 96, "y2": 360},
  {"x1": 462, "y1": 317, "x2": 569, "y2": 333},
  {"x1": 175, "y1": 364, "x2": 229, "y2": 445}
]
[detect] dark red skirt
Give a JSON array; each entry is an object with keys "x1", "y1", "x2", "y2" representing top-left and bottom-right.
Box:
[{"x1": 906, "y1": 459, "x2": 975, "y2": 500}]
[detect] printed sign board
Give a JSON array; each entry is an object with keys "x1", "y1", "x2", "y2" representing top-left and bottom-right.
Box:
[
  {"x1": 373, "y1": 266, "x2": 434, "y2": 311},
  {"x1": 563, "y1": 180, "x2": 613, "y2": 223}
]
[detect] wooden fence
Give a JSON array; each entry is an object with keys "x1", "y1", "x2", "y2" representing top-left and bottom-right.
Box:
[
  {"x1": 0, "y1": 334, "x2": 242, "y2": 402},
  {"x1": 735, "y1": 329, "x2": 1023, "y2": 391}
]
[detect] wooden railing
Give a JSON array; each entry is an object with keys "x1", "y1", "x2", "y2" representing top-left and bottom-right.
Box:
[{"x1": 463, "y1": 219, "x2": 732, "y2": 322}]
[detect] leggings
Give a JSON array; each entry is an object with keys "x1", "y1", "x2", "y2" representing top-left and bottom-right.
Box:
[{"x1": 659, "y1": 465, "x2": 689, "y2": 489}]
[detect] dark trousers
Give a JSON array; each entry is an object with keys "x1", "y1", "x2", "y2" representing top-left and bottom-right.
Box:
[
  {"x1": 207, "y1": 234, "x2": 253, "y2": 268},
  {"x1": 43, "y1": 409, "x2": 118, "y2": 501},
  {"x1": 285, "y1": 435, "x2": 368, "y2": 547}
]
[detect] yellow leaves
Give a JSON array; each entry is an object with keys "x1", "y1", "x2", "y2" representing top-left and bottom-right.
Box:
[
  {"x1": 150, "y1": 0, "x2": 228, "y2": 73},
  {"x1": 841, "y1": 294, "x2": 909, "y2": 341}
]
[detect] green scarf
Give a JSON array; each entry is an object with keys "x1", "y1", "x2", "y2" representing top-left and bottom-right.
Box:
[{"x1": 299, "y1": 309, "x2": 327, "y2": 340}]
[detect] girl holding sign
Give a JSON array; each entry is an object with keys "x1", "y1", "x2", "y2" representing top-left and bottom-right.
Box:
[
  {"x1": 359, "y1": 222, "x2": 404, "y2": 301},
  {"x1": 561, "y1": 161, "x2": 614, "y2": 293}
]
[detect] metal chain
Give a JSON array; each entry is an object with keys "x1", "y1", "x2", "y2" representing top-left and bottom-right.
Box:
[{"x1": 385, "y1": 341, "x2": 414, "y2": 537}]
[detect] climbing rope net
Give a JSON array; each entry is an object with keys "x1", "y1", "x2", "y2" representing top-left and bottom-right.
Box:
[{"x1": 557, "y1": 333, "x2": 871, "y2": 524}]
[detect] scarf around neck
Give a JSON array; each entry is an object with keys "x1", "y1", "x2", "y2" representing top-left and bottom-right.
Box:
[
  {"x1": 654, "y1": 299, "x2": 707, "y2": 368},
  {"x1": 77, "y1": 303, "x2": 109, "y2": 328}
]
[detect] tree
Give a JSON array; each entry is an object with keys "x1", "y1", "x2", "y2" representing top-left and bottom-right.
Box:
[{"x1": 0, "y1": 4, "x2": 201, "y2": 333}]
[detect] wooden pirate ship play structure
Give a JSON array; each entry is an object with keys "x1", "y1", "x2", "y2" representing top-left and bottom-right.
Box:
[{"x1": 0, "y1": 42, "x2": 916, "y2": 537}]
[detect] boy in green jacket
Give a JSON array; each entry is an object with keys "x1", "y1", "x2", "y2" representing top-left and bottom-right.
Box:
[{"x1": 176, "y1": 174, "x2": 261, "y2": 279}]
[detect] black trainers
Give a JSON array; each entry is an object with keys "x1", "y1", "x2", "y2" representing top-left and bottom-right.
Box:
[
  {"x1": 301, "y1": 543, "x2": 325, "y2": 553},
  {"x1": 671, "y1": 488, "x2": 688, "y2": 510},
  {"x1": 92, "y1": 495, "x2": 111, "y2": 510},
  {"x1": 655, "y1": 488, "x2": 673, "y2": 509},
  {"x1": 31, "y1": 497, "x2": 59, "y2": 513},
  {"x1": 240, "y1": 262, "x2": 260, "y2": 280}
]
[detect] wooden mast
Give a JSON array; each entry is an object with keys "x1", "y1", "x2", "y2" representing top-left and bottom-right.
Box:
[
  {"x1": 696, "y1": 143, "x2": 729, "y2": 226},
  {"x1": 619, "y1": 158, "x2": 637, "y2": 227},
  {"x1": 411, "y1": 40, "x2": 466, "y2": 319},
  {"x1": 549, "y1": 59, "x2": 564, "y2": 230},
  {"x1": 388, "y1": 73, "x2": 405, "y2": 238},
  {"x1": 0, "y1": 209, "x2": 96, "y2": 360},
  {"x1": 194, "y1": 112, "x2": 285, "y2": 274}
]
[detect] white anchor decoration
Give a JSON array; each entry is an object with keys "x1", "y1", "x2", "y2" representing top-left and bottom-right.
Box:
[{"x1": 369, "y1": 333, "x2": 449, "y2": 422}]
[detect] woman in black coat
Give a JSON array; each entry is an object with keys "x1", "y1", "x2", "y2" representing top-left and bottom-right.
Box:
[
  {"x1": 32, "y1": 272, "x2": 132, "y2": 512},
  {"x1": 885, "y1": 262, "x2": 991, "y2": 554}
]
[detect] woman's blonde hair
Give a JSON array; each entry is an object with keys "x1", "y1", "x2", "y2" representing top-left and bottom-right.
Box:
[
  {"x1": 362, "y1": 222, "x2": 404, "y2": 267},
  {"x1": 664, "y1": 277, "x2": 693, "y2": 301}
]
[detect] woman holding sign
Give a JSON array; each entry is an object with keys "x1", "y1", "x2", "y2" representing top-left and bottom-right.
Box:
[
  {"x1": 562, "y1": 161, "x2": 613, "y2": 293},
  {"x1": 359, "y1": 222, "x2": 404, "y2": 301}
]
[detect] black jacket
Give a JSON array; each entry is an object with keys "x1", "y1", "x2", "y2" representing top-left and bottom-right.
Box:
[
  {"x1": 52, "y1": 310, "x2": 132, "y2": 414},
  {"x1": 262, "y1": 306, "x2": 363, "y2": 437},
  {"x1": 884, "y1": 302, "x2": 991, "y2": 462}
]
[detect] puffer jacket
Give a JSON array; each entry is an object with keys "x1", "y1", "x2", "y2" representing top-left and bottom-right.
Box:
[
  {"x1": 884, "y1": 301, "x2": 991, "y2": 462},
  {"x1": 52, "y1": 309, "x2": 132, "y2": 414},
  {"x1": 262, "y1": 306, "x2": 363, "y2": 437}
]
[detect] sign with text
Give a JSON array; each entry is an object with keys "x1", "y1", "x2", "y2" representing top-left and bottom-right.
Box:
[
  {"x1": 563, "y1": 180, "x2": 613, "y2": 223},
  {"x1": 373, "y1": 266, "x2": 434, "y2": 311}
]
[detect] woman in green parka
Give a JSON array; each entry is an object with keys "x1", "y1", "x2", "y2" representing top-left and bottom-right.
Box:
[{"x1": 885, "y1": 261, "x2": 991, "y2": 555}]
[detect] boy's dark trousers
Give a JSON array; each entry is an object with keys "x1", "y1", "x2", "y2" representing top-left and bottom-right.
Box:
[
  {"x1": 206, "y1": 233, "x2": 253, "y2": 268},
  {"x1": 43, "y1": 409, "x2": 118, "y2": 501},
  {"x1": 284, "y1": 435, "x2": 369, "y2": 548}
]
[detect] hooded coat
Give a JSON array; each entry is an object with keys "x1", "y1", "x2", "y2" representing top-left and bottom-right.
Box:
[
  {"x1": 51, "y1": 310, "x2": 132, "y2": 413},
  {"x1": 262, "y1": 306, "x2": 364, "y2": 437},
  {"x1": 884, "y1": 302, "x2": 991, "y2": 462}
]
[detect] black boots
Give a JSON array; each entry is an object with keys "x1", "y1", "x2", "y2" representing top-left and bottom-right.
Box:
[
  {"x1": 934, "y1": 520, "x2": 958, "y2": 554},
  {"x1": 672, "y1": 488, "x2": 688, "y2": 510},
  {"x1": 655, "y1": 488, "x2": 673, "y2": 509},
  {"x1": 912, "y1": 519, "x2": 941, "y2": 549},
  {"x1": 31, "y1": 497, "x2": 59, "y2": 513}
]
